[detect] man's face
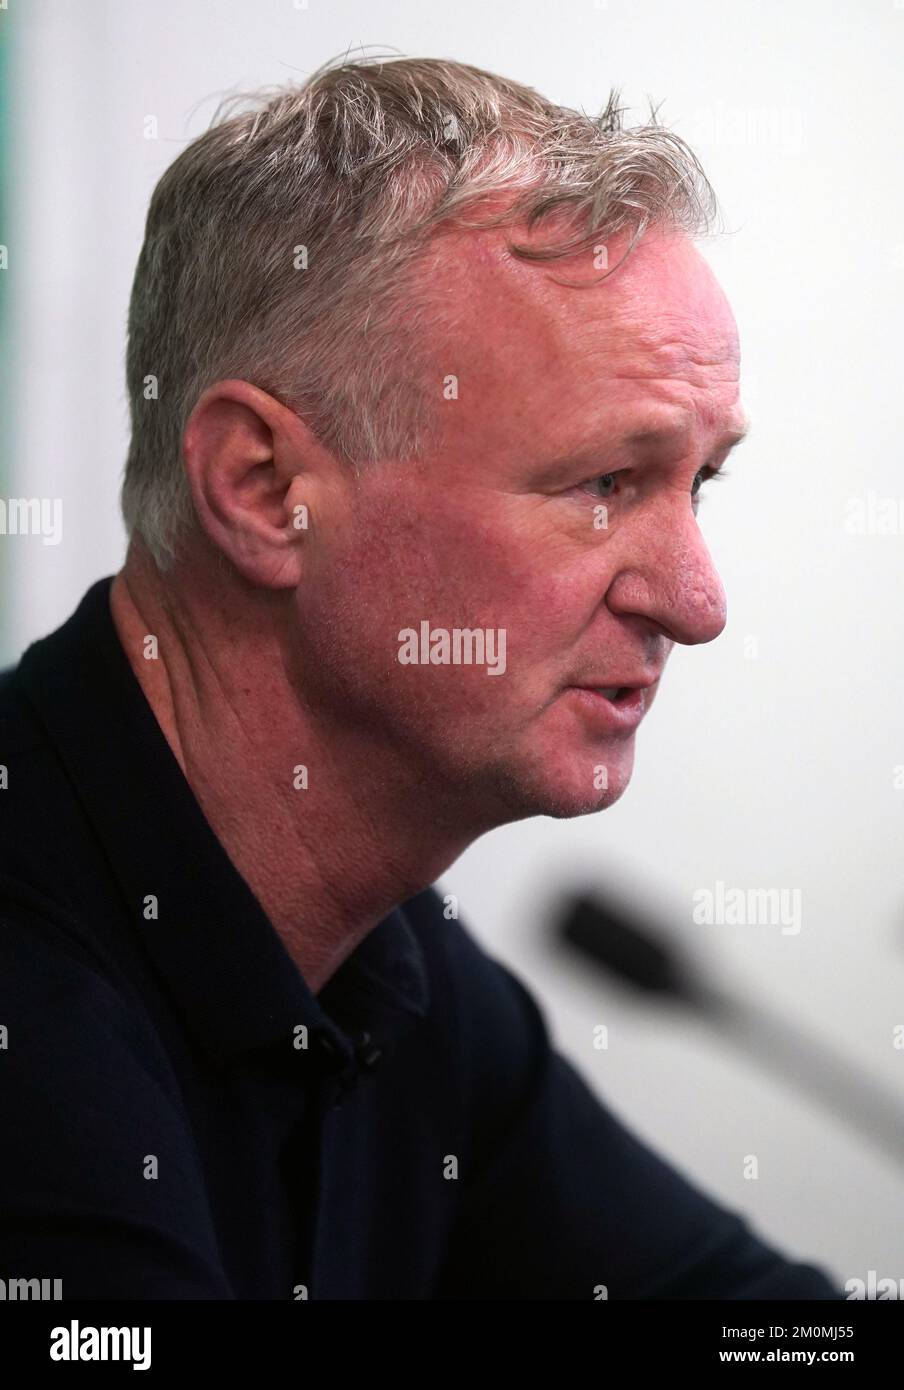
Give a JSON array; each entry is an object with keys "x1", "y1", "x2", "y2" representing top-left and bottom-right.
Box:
[{"x1": 293, "y1": 223, "x2": 746, "y2": 829}]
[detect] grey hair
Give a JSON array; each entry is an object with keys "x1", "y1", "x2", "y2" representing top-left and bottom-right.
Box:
[{"x1": 121, "y1": 50, "x2": 722, "y2": 569}]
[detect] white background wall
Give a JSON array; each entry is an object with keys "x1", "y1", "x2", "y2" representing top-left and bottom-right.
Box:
[{"x1": 4, "y1": 0, "x2": 904, "y2": 1291}]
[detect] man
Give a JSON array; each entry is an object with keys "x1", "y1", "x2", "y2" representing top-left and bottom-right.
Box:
[{"x1": 0, "y1": 55, "x2": 843, "y2": 1298}]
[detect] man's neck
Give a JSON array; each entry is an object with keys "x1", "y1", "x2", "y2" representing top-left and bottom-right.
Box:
[{"x1": 108, "y1": 546, "x2": 471, "y2": 993}]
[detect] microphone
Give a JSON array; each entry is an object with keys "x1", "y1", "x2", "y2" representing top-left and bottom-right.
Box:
[{"x1": 557, "y1": 890, "x2": 904, "y2": 1171}]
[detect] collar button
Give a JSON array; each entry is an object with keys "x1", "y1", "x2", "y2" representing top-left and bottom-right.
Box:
[
  {"x1": 355, "y1": 1030, "x2": 383, "y2": 1071},
  {"x1": 314, "y1": 1031, "x2": 342, "y2": 1063}
]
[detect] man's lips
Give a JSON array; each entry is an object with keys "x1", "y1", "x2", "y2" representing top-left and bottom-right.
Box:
[
  {"x1": 564, "y1": 675, "x2": 662, "y2": 734},
  {"x1": 575, "y1": 673, "x2": 662, "y2": 693}
]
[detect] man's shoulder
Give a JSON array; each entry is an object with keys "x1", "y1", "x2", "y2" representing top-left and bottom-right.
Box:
[
  {"x1": 0, "y1": 658, "x2": 79, "y2": 867},
  {"x1": 0, "y1": 867, "x2": 228, "y2": 1297},
  {"x1": 0, "y1": 657, "x2": 118, "y2": 957},
  {"x1": 0, "y1": 873, "x2": 199, "y2": 1278},
  {"x1": 0, "y1": 867, "x2": 175, "y2": 1085},
  {"x1": 0, "y1": 659, "x2": 45, "y2": 757},
  {"x1": 0, "y1": 649, "x2": 184, "y2": 1099},
  {"x1": 1, "y1": 658, "x2": 75, "y2": 923}
]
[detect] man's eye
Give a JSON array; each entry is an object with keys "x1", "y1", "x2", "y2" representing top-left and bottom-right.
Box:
[
  {"x1": 692, "y1": 465, "x2": 729, "y2": 500},
  {"x1": 590, "y1": 473, "x2": 618, "y2": 498},
  {"x1": 580, "y1": 465, "x2": 729, "y2": 504}
]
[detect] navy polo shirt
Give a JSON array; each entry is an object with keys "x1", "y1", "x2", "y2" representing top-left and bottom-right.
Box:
[{"x1": 0, "y1": 578, "x2": 844, "y2": 1299}]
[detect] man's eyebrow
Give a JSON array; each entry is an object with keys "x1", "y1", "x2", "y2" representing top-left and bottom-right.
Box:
[{"x1": 539, "y1": 418, "x2": 752, "y2": 473}]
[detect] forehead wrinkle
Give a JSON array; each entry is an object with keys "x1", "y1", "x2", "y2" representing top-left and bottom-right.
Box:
[
  {"x1": 537, "y1": 293, "x2": 741, "y2": 397},
  {"x1": 426, "y1": 223, "x2": 744, "y2": 467},
  {"x1": 619, "y1": 337, "x2": 740, "y2": 372},
  {"x1": 433, "y1": 225, "x2": 741, "y2": 387},
  {"x1": 547, "y1": 383, "x2": 748, "y2": 468}
]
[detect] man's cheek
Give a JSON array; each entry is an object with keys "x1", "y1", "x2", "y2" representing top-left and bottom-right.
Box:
[{"x1": 495, "y1": 581, "x2": 597, "y2": 674}]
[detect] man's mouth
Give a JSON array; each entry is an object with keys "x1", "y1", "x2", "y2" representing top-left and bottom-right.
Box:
[
  {"x1": 567, "y1": 685, "x2": 645, "y2": 729},
  {"x1": 564, "y1": 676, "x2": 661, "y2": 733},
  {"x1": 582, "y1": 673, "x2": 661, "y2": 701}
]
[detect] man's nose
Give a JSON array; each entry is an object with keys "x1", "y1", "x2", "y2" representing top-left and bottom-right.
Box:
[{"x1": 604, "y1": 518, "x2": 728, "y2": 646}]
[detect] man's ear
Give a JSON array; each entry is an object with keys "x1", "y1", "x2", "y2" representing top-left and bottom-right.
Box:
[{"x1": 182, "y1": 379, "x2": 327, "y2": 589}]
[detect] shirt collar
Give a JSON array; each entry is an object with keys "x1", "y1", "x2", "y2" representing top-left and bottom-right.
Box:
[{"x1": 15, "y1": 577, "x2": 431, "y2": 1080}]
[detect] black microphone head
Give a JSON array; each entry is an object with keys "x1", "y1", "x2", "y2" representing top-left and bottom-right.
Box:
[{"x1": 557, "y1": 890, "x2": 706, "y2": 1008}]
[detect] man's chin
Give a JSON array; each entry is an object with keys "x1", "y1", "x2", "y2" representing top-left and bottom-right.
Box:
[
  {"x1": 487, "y1": 744, "x2": 636, "y2": 821},
  {"x1": 538, "y1": 773, "x2": 632, "y2": 820}
]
